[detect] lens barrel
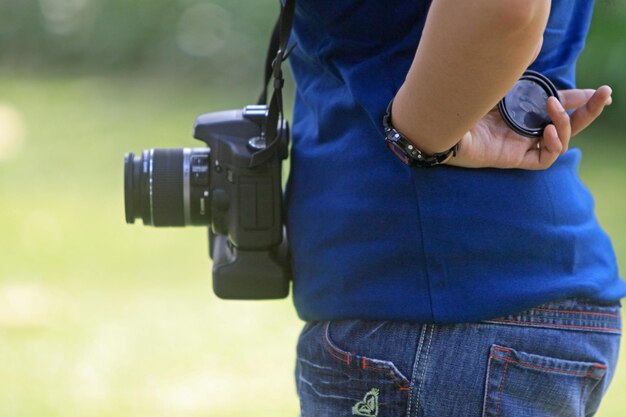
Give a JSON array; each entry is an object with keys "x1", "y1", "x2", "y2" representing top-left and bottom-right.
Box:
[{"x1": 124, "y1": 148, "x2": 211, "y2": 227}]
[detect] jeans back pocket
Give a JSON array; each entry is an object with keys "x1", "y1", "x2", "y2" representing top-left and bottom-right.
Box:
[{"x1": 482, "y1": 344, "x2": 607, "y2": 417}]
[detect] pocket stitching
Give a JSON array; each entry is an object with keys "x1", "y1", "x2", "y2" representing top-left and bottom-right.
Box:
[
  {"x1": 484, "y1": 318, "x2": 621, "y2": 334},
  {"x1": 483, "y1": 344, "x2": 608, "y2": 417},
  {"x1": 579, "y1": 373, "x2": 606, "y2": 417},
  {"x1": 322, "y1": 322, "x2": 351, "y2": 365},
  {"x1": 579, "y1": 377, "x2": 590, "y2": 417},
  {"x1": 530, "y1": 307, "x2": 621, "y2": 319},
  {"x1": 321, "y1": 321, "x2": 410, "y2": 390},
  {"x1": 489, "y1": 347, "x2": 606, "y2": 379},
  {"x1": 494, "y1": 360, "x2": 510, "y2": 417}
]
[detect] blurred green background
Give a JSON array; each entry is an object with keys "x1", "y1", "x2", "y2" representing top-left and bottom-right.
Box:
[{"x1": 0, "y1": 1, "x2": 624, "y2": 416}]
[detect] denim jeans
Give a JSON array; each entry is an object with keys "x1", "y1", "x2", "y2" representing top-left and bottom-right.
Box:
[{"x1": 295, "y1": 298, "x2": 622, "y2": 417}]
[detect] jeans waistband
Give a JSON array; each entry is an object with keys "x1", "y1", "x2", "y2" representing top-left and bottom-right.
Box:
[{"x1": 483, "y1": 298, "x2": 622, "y2": 334}]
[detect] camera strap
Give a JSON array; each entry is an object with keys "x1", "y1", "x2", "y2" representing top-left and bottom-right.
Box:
[{"x1": 249, "y1": 0, "x2": 296, "y2": 168}]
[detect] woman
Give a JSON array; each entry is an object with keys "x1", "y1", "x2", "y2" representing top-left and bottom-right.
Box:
[{"x1": 286, "y1": 1, "x2": 626, "y2": 415}]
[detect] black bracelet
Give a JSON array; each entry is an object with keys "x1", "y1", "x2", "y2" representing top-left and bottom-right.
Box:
[{"x1": 383, "y1": 99, "x2": 458, "y2": 167}]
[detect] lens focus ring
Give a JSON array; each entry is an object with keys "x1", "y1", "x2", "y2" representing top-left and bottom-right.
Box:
[
  {"x1": 124, "y1": 148, "x2": 211, "y2": 227},
  {"x1": 150, "y1": 149, "x2": 186, "y2": 226}
]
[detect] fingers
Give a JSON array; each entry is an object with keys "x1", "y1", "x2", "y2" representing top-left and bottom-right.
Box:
[
  {"x1": 569, "y1": 86, "x2": 613, "y2": 136},
  {"x1": 546, "y1": 96, "x2": 570, "y2": 153},
  {"x1": 559, "y1": 89, "x2": 595, "y2": 110},
  {"x1": 455, "y1": 86, "x2": 612, "y2": 171},
  {"x1": 517, "y1": 98, "x2": 568, "y2": 170},
  {"x1": 519, "y1": 125, "x2": 560, "y2": 170},
  {"x1": 558, "y1": 88, "x2": 612, "y2": 110}
]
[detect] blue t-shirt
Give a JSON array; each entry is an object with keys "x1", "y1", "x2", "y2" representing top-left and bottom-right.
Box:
[{"x1": 286, "y1": 0, "x2": 626, "y2": 323}]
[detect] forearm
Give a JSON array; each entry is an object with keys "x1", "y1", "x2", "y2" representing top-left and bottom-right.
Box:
[{"x1": 392, "y1": 0, "x2": 551, "y2": 154}]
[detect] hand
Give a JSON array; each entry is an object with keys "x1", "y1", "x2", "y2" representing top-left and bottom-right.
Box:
[{"x1": 446, "y1": 86, "x2": 613, "y2": 169}]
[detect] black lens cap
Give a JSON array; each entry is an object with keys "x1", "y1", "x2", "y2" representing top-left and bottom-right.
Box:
[
  {"x1": 498, "y1": 70, "x2": 559, "y2": 138},
  {"x1": 124, "y1": 153, "x2": 136, "y2": 224}
]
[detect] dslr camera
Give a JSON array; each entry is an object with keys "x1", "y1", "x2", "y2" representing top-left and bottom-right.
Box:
[{"x1": 123, "y1": 105, "x2": 291, "y2": 299}]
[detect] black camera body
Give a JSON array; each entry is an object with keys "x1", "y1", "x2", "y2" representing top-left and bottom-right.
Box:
[{"x1": 124, "y1": 105, "x2": 291, "y2": 299}]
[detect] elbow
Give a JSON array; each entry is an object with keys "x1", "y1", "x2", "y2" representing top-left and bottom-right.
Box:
[{"x1": 492, "y1": 0, "x2": 551, "y2": 34}]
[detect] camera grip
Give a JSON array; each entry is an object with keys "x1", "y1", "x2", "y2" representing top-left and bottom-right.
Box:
[{"x1": 211, "y1": 233, "x2": 290, "y2": 299}]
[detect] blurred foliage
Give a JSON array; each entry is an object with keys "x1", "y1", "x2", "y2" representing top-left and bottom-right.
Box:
[
  {"x1": 1, "y1": 1, "x2": 624, "y2": 126},
  {"x1": 578, "y1": 1, "x2": 626, "y2": 131},
  {"x1": 0, "y1": 0, "x2": 277, "y2": 84}
]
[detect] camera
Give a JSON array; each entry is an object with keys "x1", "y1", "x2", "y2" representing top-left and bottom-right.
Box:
[{"x1": 124, "y1": 105, "x2": 291, "y2": 299}]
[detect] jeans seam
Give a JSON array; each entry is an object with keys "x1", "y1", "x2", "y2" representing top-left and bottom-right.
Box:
[
  {"x1": 579, "y1": 377, "x2": 590, "y2": 417},
  {"x1": 408, "y1": 324, "x2": 434, "y2": 417},
  {"x1": 494, "y1": 361, "x2": 510, "y2": 417},
  {"x1": 322, "y1": 321, "x2": 411, "y2": 389},
  {"x1": 483, "y1": 318, "x2": 621, "y2": 334},
  {"x1": 489, "y1": 355, "x2": 605, "y2": 378},
  {"x1": 530, "y1": 307, "x2": 621, "y2": 319},
  {"x1": 322, "y1": 321, "x2": 351, "y2": 365},
  {"x1": 361, "y1": 358, "x2": 411, "y2": 390},
  {"x1": 481, "y1": 352, "x2": 495, "y2": 417},
  {"x1": 406, "y1": 324, "x2": 427, "y2": 417},
  {"x1": 581, "y1": 372, "x2": 605, "y2": 417}
]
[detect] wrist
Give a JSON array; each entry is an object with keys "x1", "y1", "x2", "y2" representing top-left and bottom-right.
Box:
[
  {"x1": 391, "y1": 87, "x2": 464, "y2": 155},
  {"x1": 383, "y1": 99, "x2": 459, "y2": 167}
]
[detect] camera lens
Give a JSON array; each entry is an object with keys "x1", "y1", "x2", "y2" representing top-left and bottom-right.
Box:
[
  {"x1": 124, "y1": 148, "x2": 211, "y2": 227},
  {"x1": 498, "y1": 70, "x2": 559, "y2": 138}
]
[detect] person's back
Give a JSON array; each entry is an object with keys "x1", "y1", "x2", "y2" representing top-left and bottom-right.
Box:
[
  {"x1": 287, "y1": 0, "x2": 625, "y2": 323},
  {"x1": 288, "y1": 0, "x2": 625, "y2": 415}
]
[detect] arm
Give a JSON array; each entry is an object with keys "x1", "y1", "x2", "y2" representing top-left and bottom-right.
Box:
[{"x1": 392, "y1": 0, "x2": 550, "y2": 155}]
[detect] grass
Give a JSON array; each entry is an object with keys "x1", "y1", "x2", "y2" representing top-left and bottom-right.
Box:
[{"x1": 0, "y1": 74, "x2": 624, "y2": 416}]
